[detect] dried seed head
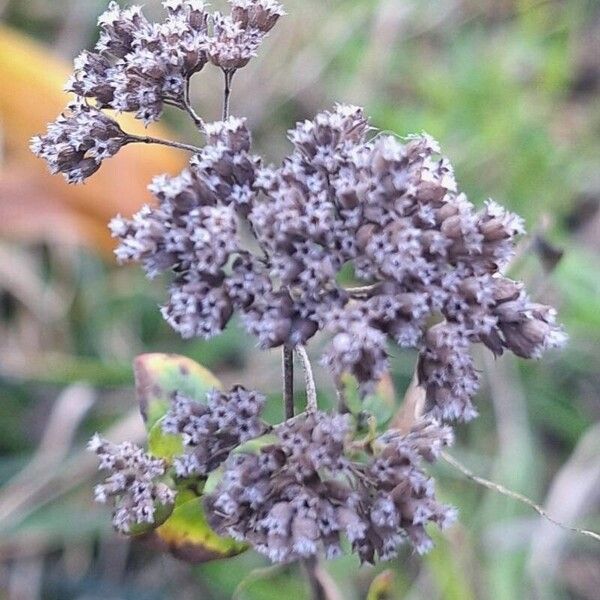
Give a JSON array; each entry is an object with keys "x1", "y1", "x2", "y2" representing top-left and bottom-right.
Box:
[
  {"x1": 110, "y1": 103, "x2": 565, "y2": 420},
  {"x1": 205, "y1": 412, "x2": 455, "y2": 564},
  {"x1": 31, "y1": 100, "x2": 127, "y2": 183},
  {"x1": 163, "y1": 386, "x2": 267, "y2": 478},
  {"x1": 33, "y1": 0, "x2": 565, "y2": 423},
  {"x1": 88, "y1": 434, "x2": 175, "y2": 533}
]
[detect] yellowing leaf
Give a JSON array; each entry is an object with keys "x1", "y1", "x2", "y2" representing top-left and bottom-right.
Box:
[
  {"x1": 154, "y1": 498, "x2": 247, "y2": 563},
  {"x1": 148, "y1": 419, "x2": 185, "y2": 463},
  {"x1": 367, "y1": 570, "x2": 395, "y2": 600}
]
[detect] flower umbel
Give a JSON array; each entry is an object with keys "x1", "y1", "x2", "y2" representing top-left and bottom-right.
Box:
[
  {"x1": 205, "y1": 412, "x2": 455, "y2": 563},
  {"x1": 34, "y1": 0, "x2": 567, "y2": 573},
  {"x1": 88, "y1": 434, "x2": 176, "y2": 534},
  {"x1": 112, "y1": 104, "x2": 566, "y2": 418}
]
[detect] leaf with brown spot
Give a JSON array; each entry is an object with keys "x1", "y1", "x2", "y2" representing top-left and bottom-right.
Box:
[
  {"x1": 391, "y1": 366, "x2": 426, "y2": 433},
  {"x1": 134, "y1": 353, "x2": 222, "y2": 431}
]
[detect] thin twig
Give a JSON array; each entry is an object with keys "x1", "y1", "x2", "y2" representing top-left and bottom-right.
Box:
[
  {"x1": 0, "y1": 384, "x2": 95, "y2": 524},
  {"x1": 183, "y1": 78, "x2": 205, "y2": 131},
  {"x1": 283, "y1": 345, "x2": 295, "y2": 420},
  {"x1": 442, "y1": 451, "x2": 600, "y2": 544},
  {"x1": 125, "y1": 134, "x2": 202, "y2": 154},
  {"x1": 222, "y1": 69, "x2": 235, "y2": 120},
  {"x1": 296, "y1": 345, "x2": 317, "y2": 413}
]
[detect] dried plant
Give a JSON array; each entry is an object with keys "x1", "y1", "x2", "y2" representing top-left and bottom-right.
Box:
[{"x1": 32, "y1": 0, "x2": 566, "y2": 589}]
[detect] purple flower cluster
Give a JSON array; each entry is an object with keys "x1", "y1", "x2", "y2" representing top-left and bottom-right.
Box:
[
  {"x1": 162, "y1": 386, "x2": 267, "y2": 478},
  {"x1": 31, "y1": 0, "x2": 283, "y2": 181},
  {"x1": 37, "y1": 0, "x2": 568, "y2": 569},
  {"x1": 88, "y1": 434, "x2": 175, "y2": 534},
  {"x1": 29, "y1": 100, "x2": 128, "y2": 183},
  {"x1": 205, "y1": 412, "x2": 455, "y2": 563},
  {"x1": 112, "y1": 103, "x2": 566, "y2": 420},
  {"x1": 68, "y1": 0, "x2": 282, "y2": 123}
]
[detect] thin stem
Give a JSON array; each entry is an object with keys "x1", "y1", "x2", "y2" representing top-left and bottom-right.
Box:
[
  {"x1": 296, "y1": 345, "x2": 317, "y2": 413},
  {"x1": 126, "y1": 134, "x2": 202, "y2": 154},
  {"x1": 345, "y1": 284, "x2": 379, "y2": 298},
  {"x1": 222, "y1": 69, "x2": 235, "y2": 120},
  {"x1": 442, "y1": 451, "x2": 600, "y2": 543},
  {"x1": 183, "y1": 78, "x2": 205, "y2": 131},
  {"x1": 283, "y1": 345, "x2": 295, "y2": 420}
]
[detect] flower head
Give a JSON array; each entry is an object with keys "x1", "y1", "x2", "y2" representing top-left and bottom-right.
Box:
[
  {"x1": 89, "y1": 435, "x2": 175, "y2": 533},
  {"x1": 205, "y1": 412, "x2": 455, "y2": 564}
]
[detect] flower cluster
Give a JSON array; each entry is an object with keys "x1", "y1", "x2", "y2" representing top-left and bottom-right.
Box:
[
  {"x1": 205, "y1": 412, "x2": 455, "y2": 564},
  {"x1": 29, "y1": 100, "x2": 128, "y2": 183},
  {"x1": 162, "y1": 386, "x2": 267, "y2": 478},
  {"x1": 39, "y1": 0, "x2": 568, "y2": 572},
  {"x1": 112, "y1": 104, "x2": 566, "y2": 420},
  {"x1": 32, "y1": 0, "x2": 283, "y2": 181},
  {"x1": 67, "y1": 0, "x2": 282, "y2": 123},
  {"x1": 209, "y1": 0, "x2": 284, "y2": 70},
  {"x1": 88, "y1": 434, "x2": 175, "y2": 534}
]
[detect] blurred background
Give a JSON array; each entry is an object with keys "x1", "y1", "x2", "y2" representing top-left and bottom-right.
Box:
[{"x1": 0, "y1": 0, "x2": 599, "y2": 598}]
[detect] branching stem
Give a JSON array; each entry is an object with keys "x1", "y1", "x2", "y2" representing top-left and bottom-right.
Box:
[
  {"x1": 183, "y1": 78, "x2": 205, "y2": 131},
  {"x1": 126, "y1": 134, "x2": 202, "y2": 154},
  {"x1": 296, "y1": 345, "x2": 317, "y2": 413}
]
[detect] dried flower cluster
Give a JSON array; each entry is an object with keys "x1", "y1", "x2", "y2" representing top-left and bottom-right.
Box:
[
  {"x1": 35, "y1": 0, "x2": 567, "y2": 570},
  {"x1": 30, "y1": 99, "x2": 129, "y2": 183},
  {"x1": 111, "y1": 104, "x2": 566, "y2": 420},
  {"x1": 205, "y1": 412, "x2": 455, "y2": 563},
  {"x1": 162, "y1": 386, "x2": 267, "y2": 478},
  {"x1": 31, "y1": 0, "x2": 283, "y2": 181},
  {"x1": 88, "y1": 434, "x2": 175, "y2": 533}
]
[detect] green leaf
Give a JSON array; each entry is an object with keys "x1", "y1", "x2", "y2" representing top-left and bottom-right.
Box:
[
  {"x1": 155, "y1": 498, "x2": 247, "y2": 563},
  {"x1": 147, "y1": 418, "x2": 184, "y2": 462},
  {"x1": 134, "y1": 353, "x2": 222, "y2": 431},
  {"x1": 342, "y1": 373, "x2": 396, "y2": 428}
]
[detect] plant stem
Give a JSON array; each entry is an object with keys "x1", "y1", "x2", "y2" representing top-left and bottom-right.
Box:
[
  {"x1": 222, "y1": 69, "x2": 235, "y2": 120},
  {"x1": 296, "y1": 345, "x2": 317, "y2": 413},
  {"x1": 182, "y1": 78, "x2": 205, "y2": 131},
  {"x1": 442, "y1": 451, "x2": 600, "y2": 543},
  {"x1": 283, "y1": 345, "x2": 294, "y2": 419},
  {"x1": 126, "y1": 134, "x2": 202, "y2": 154},
  {"x1": 302, "y1": 557, "x2": 327, "y2": 600},
  {"x1": 345, "y1": 284, "x2": 378, "y2": 298}
]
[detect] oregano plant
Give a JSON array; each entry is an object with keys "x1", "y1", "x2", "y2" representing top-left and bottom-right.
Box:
[{"x1": 31, "y1": 0, "x2": 568, "y2": 592}]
